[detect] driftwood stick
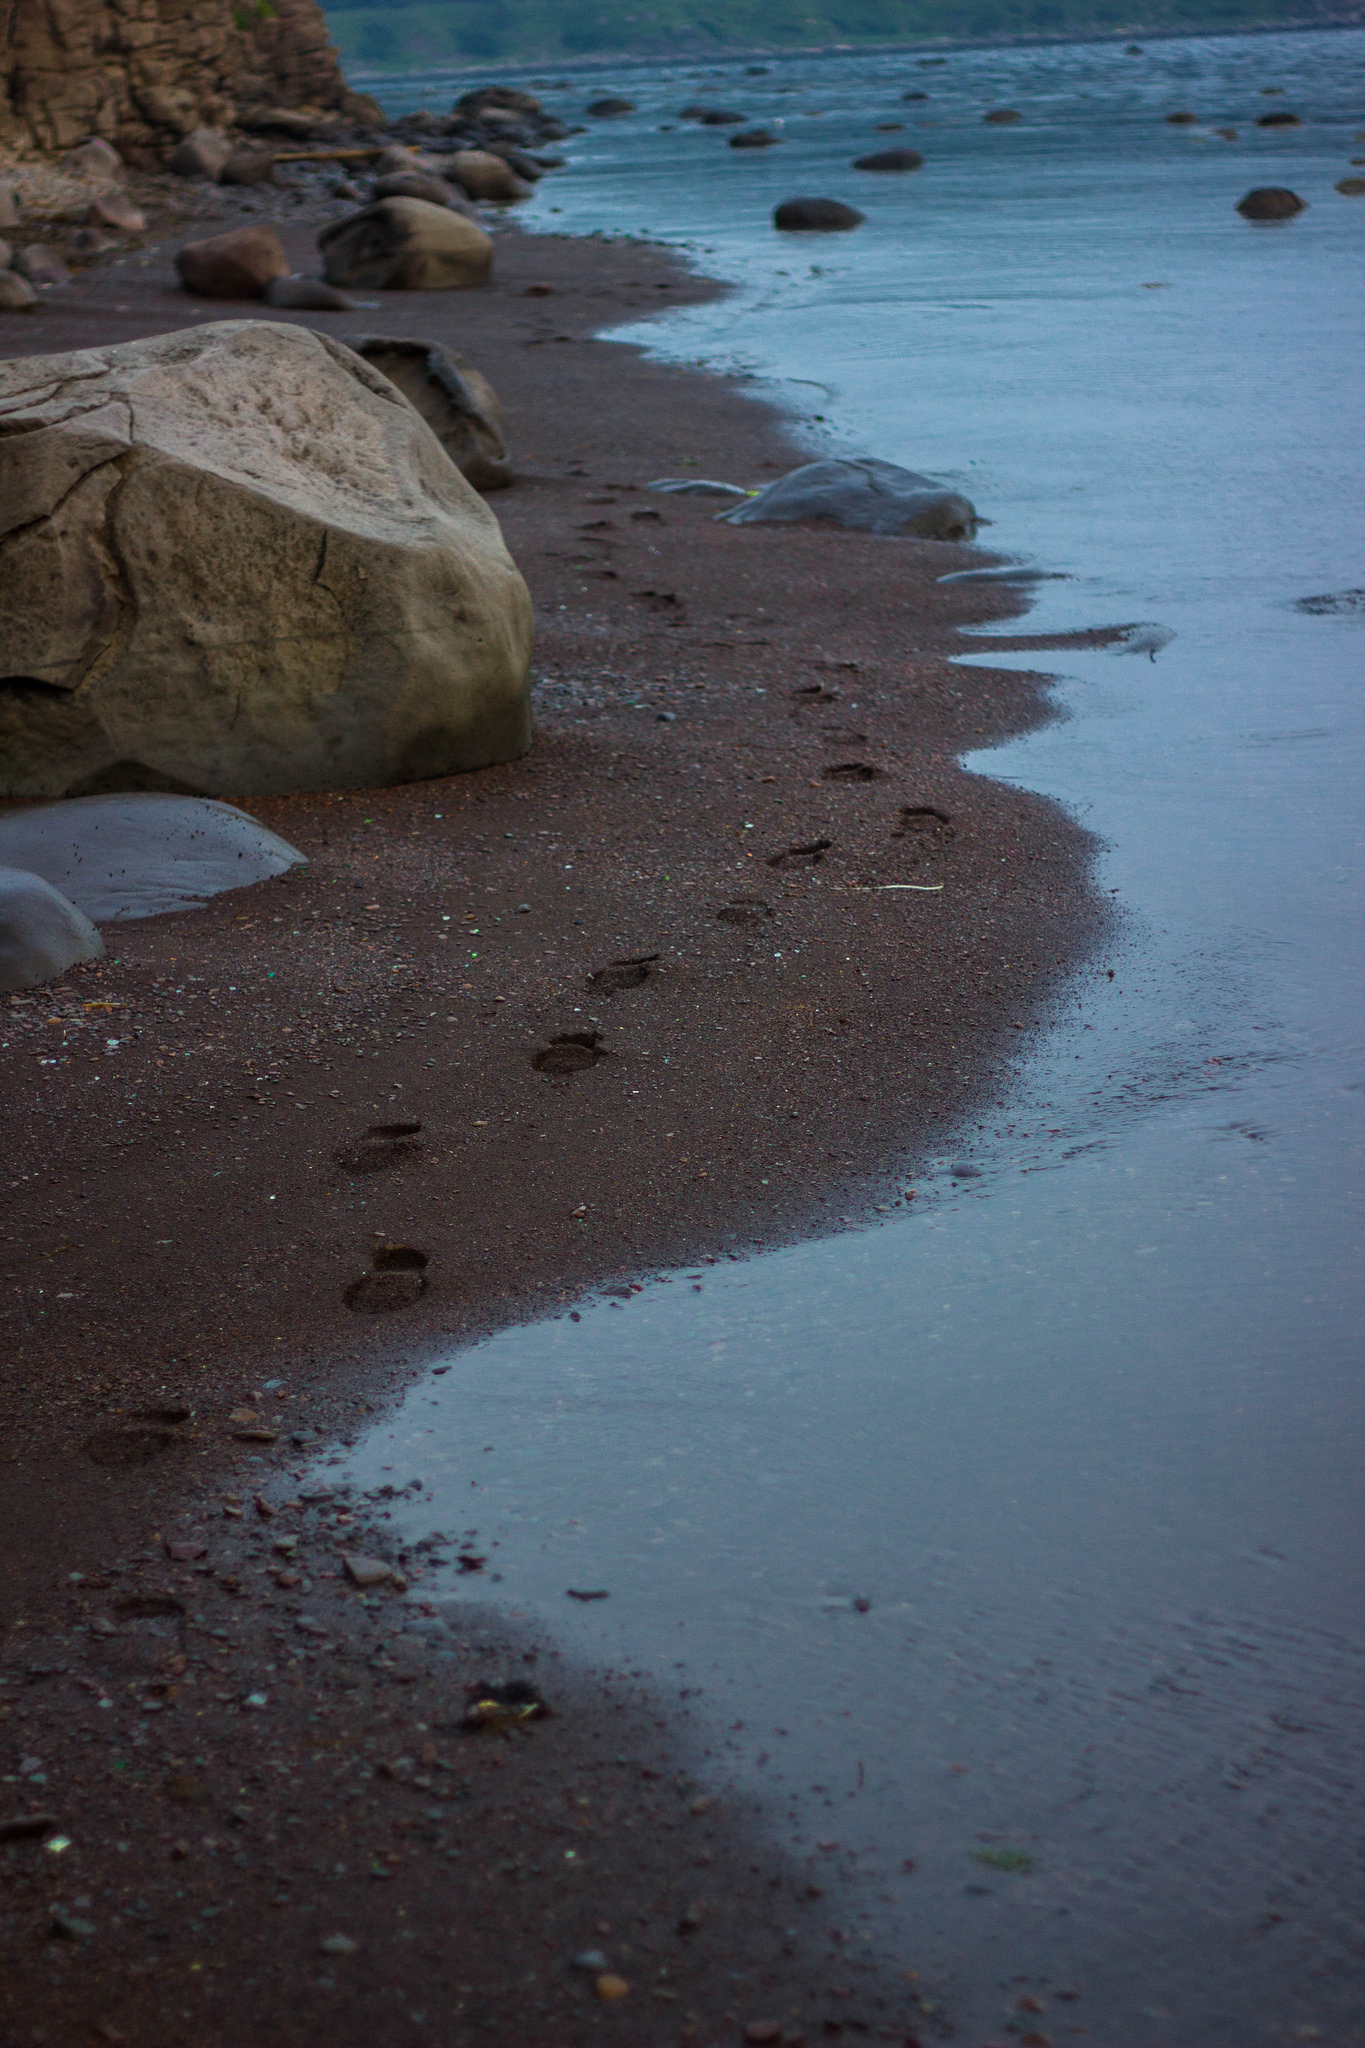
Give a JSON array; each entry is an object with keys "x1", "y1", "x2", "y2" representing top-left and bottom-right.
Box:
[{"x1": 268, "y1": 147, "x2": 387, "y2": 163}]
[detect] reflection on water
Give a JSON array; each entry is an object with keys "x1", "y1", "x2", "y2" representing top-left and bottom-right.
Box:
[{"x1": 350, "y1": 32, "x2": 1365, "y2": 2042}]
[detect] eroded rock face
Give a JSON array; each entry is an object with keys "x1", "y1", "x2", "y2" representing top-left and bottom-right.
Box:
[
  {"x1": 0, "y1": 320, "x2": 534, "y2": 797},
  {"x1": 319, "y1": 199, "x2": 493, "y2": 291},
  {"x1": 717, "y1": 458, "x2": 979, "y2": 540},
  {"x1": 0, "y1": 865, "x2": 104, "y2": 993},
  {"x1": 343, "y1": 334, "x2": 512, "y2": 492},
  {"x1": 0, "y1": 0, "x2": 378, "y2": 162}
]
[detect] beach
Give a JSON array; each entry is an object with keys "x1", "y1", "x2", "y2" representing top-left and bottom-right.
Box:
[{"x1": 0, "y1": 191, "x2": 1101, "y2": 2042}]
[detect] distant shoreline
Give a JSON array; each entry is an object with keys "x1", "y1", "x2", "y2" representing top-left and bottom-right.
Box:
[{"x1": 340, "y1": 12, "x2": 1363, "y2": 86}]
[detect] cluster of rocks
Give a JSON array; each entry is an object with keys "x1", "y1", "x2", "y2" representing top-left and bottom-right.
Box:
[{"x1": 0, "y1": 135, "x2": 147, "y2": 309}]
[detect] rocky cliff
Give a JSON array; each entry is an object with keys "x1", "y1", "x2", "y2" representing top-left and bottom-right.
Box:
[{"x1": 0, "y1": 0, "x2": 376, "y2": 162}]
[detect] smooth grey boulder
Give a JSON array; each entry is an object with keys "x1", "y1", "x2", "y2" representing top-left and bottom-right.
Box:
[
  {"x1": 0, "y1": 794, "x2": 305, "y2": 922},
  {"x1": 0, "y1": 865, "x2": 104, "y2": 991},
  {"x1": 0, "y1": 320, "x2": 534, "y2": 798},
  {"x1": 716, "y1": 458, "x2": 979, "y2": 539}
]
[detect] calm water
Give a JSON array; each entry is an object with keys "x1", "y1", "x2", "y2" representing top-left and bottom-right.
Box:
[{"x1": 348, "y1": 35, "x2": 1365, "y2": 2042}]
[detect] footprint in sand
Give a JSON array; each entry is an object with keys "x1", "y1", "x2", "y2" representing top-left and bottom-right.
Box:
[
  {"x1": 533, "y1": 1031, "x2": 608, "y2": 1076},
  {"x1": 343, "y1": 1244, "x2": 430, "y2": 1315},
  {"x1": 333, "y1": 1121, "x2": 424, "y2": 1175}
]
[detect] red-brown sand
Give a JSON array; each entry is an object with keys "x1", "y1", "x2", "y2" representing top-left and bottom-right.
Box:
[{"x1": 0, "y1": 183, "x2": 1109, "y2": 2044}]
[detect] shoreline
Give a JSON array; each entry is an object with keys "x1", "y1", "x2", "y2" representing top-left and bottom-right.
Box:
[
  {"x1": 341, "y1": 13, "x2": 1365, "y2": 89},
  {"x1": 0, "y1": 198, "x2": 1108, "y2": 2041}
]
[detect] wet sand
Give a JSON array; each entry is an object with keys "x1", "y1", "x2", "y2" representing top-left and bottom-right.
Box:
[{"x1": 0, "y1": 195, "x2": 1106, "y2": 2043}]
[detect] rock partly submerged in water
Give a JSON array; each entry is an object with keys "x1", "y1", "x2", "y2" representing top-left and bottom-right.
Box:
[
  {"x1": 319, "y1": 198, "x2": 493, "y2": 290},
  {"x1": 343, "y1": 334, "x2": 512, "y2": 492},
  {"x1": 773, "y1": 196, "x2": 865, "y2": 231},
  {"x1": 0, "y1": 865, "x2": 104, "y2": 992},
  {"x1": 0, "y1": 319, "x2": 533, "y2": 798},
  {"x1": 717, "y1": 458, "x2": 979, "y2": 539},
  {"x1": 0, "y1": 795, "x2": 305, "y2": 921},
  {"x1": 1236, "y1": 186, "x2": 1305, "y2": 219},
  {"x1": 852, "y1": 148, "x2": 924, "y2": 170}
]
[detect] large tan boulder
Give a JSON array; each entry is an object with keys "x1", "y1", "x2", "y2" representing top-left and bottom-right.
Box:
[
  {"x1": 343, "y1": 335, "x2": 512, "y2": 492},
  {"x1": 446, "y1": 150, "x2": 532, "y2": 202},
  {"x1": 175, "y1": 225, "x2": 289, "y2": 298},
  {"x1": 0, "y1": 320, "x2": 534, "y2": 798},
  {"x1": 319, "y1": 198, "x2": 493, "y2": 290}
]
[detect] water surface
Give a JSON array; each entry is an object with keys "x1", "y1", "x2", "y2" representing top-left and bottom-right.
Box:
[{"x1": 349, "y1": 34, "x2": 1365, "y2": 2041}]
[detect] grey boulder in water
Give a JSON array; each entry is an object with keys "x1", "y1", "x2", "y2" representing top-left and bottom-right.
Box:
[
  {"x1": 0, "y1": 866, "x2": 104, "y2": 992},
  {"x1": 716, "y1": 459, "x2": 979, "y2": 539},
  {"x1": 0, "y1": 794, "x2": 305, "y2": 923}
]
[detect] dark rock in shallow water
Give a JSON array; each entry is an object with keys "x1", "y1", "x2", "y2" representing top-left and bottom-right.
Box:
[
  {"x1": 853, "y1": 148, "x2": 924, "y2": 171},
  {"x1": 586, "y1": 97, "x2": 634, "y2": 117},
  {"x1": 717, "y1": 459, "x2": 978, "y2": 540},
  {"x1": 773, "y1": 196, "x2": 865, "y2": 231},
  {"x1": 1294, "y1": 589, "x2": 1364, "y2": 615},
  {"x1": 1166, "y1": 110, "x2": 1200, "y2": 125},
  {"x1": 1255, "y1": 110, "x2": 1301, "y2": 127},
  {"x1": 0, "y1": 866, "x2": 104, "y2": 991},
  {"x1": 1236, "y1": 187, "x2": 1306, "y2": 220},
  {"x1": 699, "y1": 109, "x2": 747, "y2": 126},
  {"x1": 262, "y1": 275, "x2": 356, "y2": 310},
  {"x1": 730, "y1": 128, "x2": 780, "y2": 149},
  {"x1": 0, "y1": 796, "x2": 305, "y2": 922},
  {"x1": 983, "y1": 108, "x2": 1023, "y2": 124}
]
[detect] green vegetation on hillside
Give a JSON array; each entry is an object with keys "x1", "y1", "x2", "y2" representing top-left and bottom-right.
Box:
[{"x1": 322, "y1": 0, "x2": 1346, "y2": 71}]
